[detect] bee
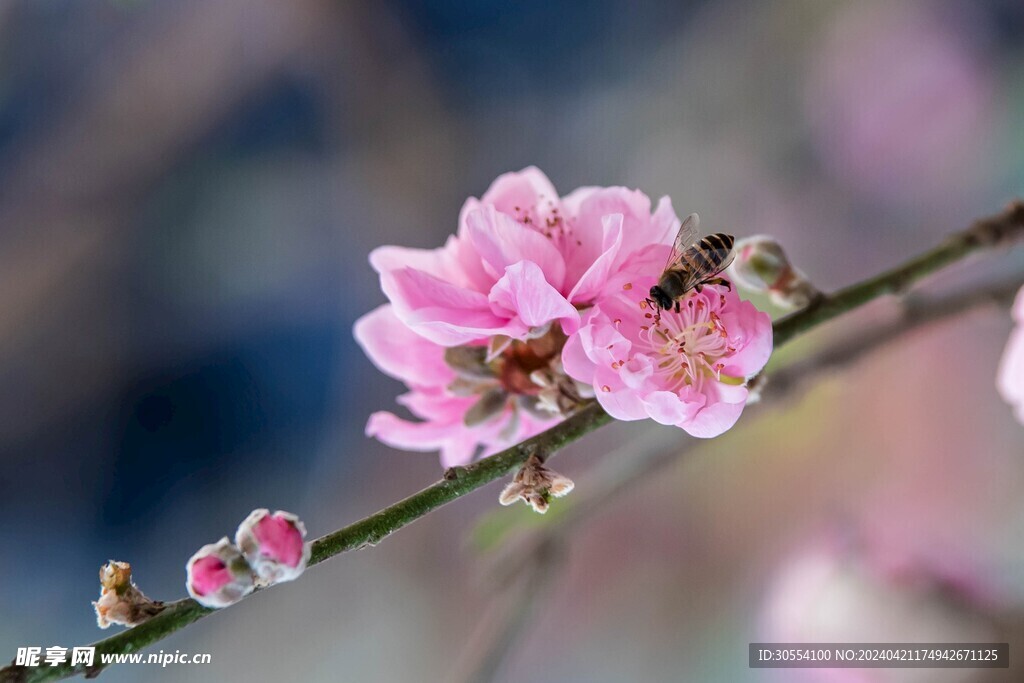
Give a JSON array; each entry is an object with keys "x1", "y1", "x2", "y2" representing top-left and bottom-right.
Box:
[{"x1": 647, "y1": 213, "x2": 735, "y2": 313}]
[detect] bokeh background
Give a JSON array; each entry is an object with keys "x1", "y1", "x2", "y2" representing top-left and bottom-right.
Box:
[{"x1": 2, "y1": 1, "x2": 1024, "y2": 681}]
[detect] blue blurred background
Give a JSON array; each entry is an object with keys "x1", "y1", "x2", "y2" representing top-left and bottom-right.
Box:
[{"x1": 1, "y1": 1, "x2": 1023, "y2": 681}]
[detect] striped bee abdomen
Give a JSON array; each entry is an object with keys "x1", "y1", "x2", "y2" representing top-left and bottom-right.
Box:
[{"x1": 681, "y1": 233, "x2": 734, "y2": 270}]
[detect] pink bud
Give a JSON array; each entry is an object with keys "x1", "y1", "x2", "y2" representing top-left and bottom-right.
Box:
[
  {"x1": 728, "y1": 236, "x2": 820, "y2": 309},
  {"x1": 235, "y1": 509, "x2": 310, "y2": 584},
  {"x1": 185, "y1": 538, "x2": 255, "y2": 608}
]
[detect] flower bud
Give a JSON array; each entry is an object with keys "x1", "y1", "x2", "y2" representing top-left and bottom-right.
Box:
[
  {"x1": 235, "y1": 509, "x2": 311, "y2": 584},
  {"x1": 729, "y1": 236, "x2": 820, "y2": 309},
  {"x1": 186, "y1": 538, "x2": 255, "y2": 608}
]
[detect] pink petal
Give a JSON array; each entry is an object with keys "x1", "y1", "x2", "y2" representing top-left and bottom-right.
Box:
[
  {"x1": 396, "y1": 389, "x2": 474, "y2": 421},
  {"x1": 479, "y1": 166, "x2": 561, "y2": 218},
  {"x1": 189, "y1": 556, "x2": 232, "y2": 596},
  {"x1": 567, "y1": 213, "x2": 624, "y2": 304},
  {"x1": 370, "y1": 241, "x2": 464, "y2": 286},
  {"x1": 619, "y1": 354, "x2": 654, "y2": 390},
  {"x1": 681, "y1": 385, "x2": 748, "y2": 438},
  {"x1": 997, "y1": 324, "x2": 1024, "y2": 424},
  {"x1": 561, "y1": 330, "x2": 596, "y2": 384},
  {"x1": 440, "y1": 439, "x2": 478, "y2": 468},
  {"x1": 401, "y1": 313, "x2": 525, "y2": 346},
  {"x1": 642, "y1": 390, "x2": 697, "y2": 426},
  {"x1": 489, "y1": 261, "x2": 580, "y2": 333},
  {"x1": 384, "y1": 267, "x2": 512, "y2": 345},
  {"x1": 593, "y1": 365, "x2": 648, "y2": 421},
  {"x1": 253, "y1": 514, "x2": 305, "y2": 568},
  {"x1": 720, "y1": 298, "x2": 774, "y2": 377},
  {"x1": 353, "y1": 305, "x2": 454, "y2": 386},
  {"x1": 367, "y1": 411, "x2": 461, "y2": 451},
  {"x1": 573, "y1": 187, "x2": 656, "y2": 262},
  {"x1": 650, "y1": 196, "x2": 683, "y2": 247},
  {"x1": 465, "y1": 206, "x2": 567, "y2": 290}
]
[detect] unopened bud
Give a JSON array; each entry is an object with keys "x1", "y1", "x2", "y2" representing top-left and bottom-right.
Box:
[
  {"x1": 499, "y1": 454, "x2": 574, "y2": 514},
  {"x1": 93, "y1": 561, "x2": 165, "y2": 628},
  {"x1": 186, "y1": 538, "x2": 255, "y2": 608},
  {"x1": 729, "y1": 236, "x2": 821, "y2": 309},
  {"x1": 235, "y1": 509, "x2": 311, "y2": 585}
]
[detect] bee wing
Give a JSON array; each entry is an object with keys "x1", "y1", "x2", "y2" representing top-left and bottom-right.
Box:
[{"x1": 663, "y1": 213, "x2": 700, "y2": 271}]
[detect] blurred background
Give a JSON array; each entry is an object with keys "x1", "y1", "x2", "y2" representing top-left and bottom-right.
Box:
[{"x1": 1, "y1": 0, "x2": 1023, "y2": 681}]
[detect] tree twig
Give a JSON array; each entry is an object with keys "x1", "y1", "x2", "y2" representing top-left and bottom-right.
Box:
[
  {"x1": 456, "y1": 274, "x2": 1023, "y2": 683},
  {"x1": 3, "y1": 202, "x2": 1022, "y2": 683}
]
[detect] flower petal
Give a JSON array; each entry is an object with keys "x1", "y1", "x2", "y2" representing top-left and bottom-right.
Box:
[
  {"x1": 561, "y1": 329, "x2": 596, "y2": 384},
  {"x1": 720, "y1": 297, "x2": 774, "y2": 377},
  {"x1": 681, "y1": 384, "x2": 748, "y2": 438},
  {"x1": 385, "y1": 266, "x2": 515, "y2": 345},
  {"x1": 593, "y1": 365, "x2": 647, "y2": 421},
  {"x1": 572, "y1": 186, "x2": 657, "y2": 262},
  {"x1": 642, "y1": 390, "x2": 697, "y2": 426},
  {"x1": 480, "y1": 166, "x2": 561, "y2": 218},
  {"x1": 465, "y1": 205, "x2": 567, "y2": 290},
  {"x1": 567, "y1": 213, "x2": 624, "y2": 304},
  {"x1": 489, "y1": 261, "x2": 580, "y2": 333},
  {"x1": 353, "y1": 305, "x2": 454, "y2": 386}
]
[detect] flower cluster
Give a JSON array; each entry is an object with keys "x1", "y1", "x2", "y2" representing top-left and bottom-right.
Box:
[
  {"x1": 186, "y1": 509, "x2": 310, "y2": 609},
  {"x1": 356, "y1": 167, "x2": 774, "y2": 469}
]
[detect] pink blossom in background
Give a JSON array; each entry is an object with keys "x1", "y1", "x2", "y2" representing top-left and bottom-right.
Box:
[
  {"x1": 997, "y1": 285, "x2": 1024, "y2": 425},
  {"x1": 563, "y1": 277, "x2": 771, "y2": 437},
  {"x1": 804, "y1": 3, "x2": 994, "y2": 208},
  {"x1": 759, "y1": 539, "x2": 996, "y2": 683},
  {"x1": 356, "y1": 167, "x2": 686, "y2": 465}
]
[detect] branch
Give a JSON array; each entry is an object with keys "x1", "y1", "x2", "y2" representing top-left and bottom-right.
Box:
[
  {"x1": 4, "y1": 201, "x2": 1022, "y2": 683},
  {"x1": 490, "y1": 273, "x2": 1024, "y2": 556},
  {"x1": 457, "y1": 274, "x2": 1024, "y2": 680},
  {"x1": 772, "y1": 200, "x2": 1024, "y2": 347}
]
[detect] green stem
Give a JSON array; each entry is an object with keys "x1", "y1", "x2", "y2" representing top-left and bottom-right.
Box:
[
  {"x1": 3, "y1": 201, "x2": 1022, "y2": 683},
  {"x1": 773, "y1": 200, "x2": 1024, "y2": 347}
]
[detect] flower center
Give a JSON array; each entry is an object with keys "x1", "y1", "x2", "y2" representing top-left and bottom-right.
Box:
[{"x1": 637, "y1": 295, "x2": 737, "y2": 392}]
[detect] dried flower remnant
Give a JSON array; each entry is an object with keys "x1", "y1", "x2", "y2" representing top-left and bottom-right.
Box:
[
  {"x1": 356, "y1": 166, "x2": 683, "y2": 466},
  {"x1": 997, "y1": 285, "x2": 1024, "y2": 425},
  {"x1": 235, "y1": 509, "x2": 311, "y2": 585},
  {"x1": 185, "y1": 538, "x2": 255, "y2": 609},
  {"x1": 499, "y1": 454, "x2": 575, "y2": 514},
  {"x1": 93, "y1": 561, "x2": 165, "y2": 629},
  {"x1": 728, "y1": 235, "x2": 821, "y2": 309}
]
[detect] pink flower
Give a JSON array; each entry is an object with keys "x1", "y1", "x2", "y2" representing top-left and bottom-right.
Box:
[
  {"x1": 356, "y1": 168, "x2": 682, "y2": 465},
  {"x1": 563, "y1": 275, "x2": 772, "y2": 437},
  {"x1": 354, "y1": 304, "x2": 564, "y2": 467},
  {"x1": 185, "y1": 538, "x2": 255, "y2": 608},
  {"x1": 997, "y1": 286, "x2": 1024, "y2": 424},
  {"x1": 371, "y1": 166, "x2": 679, "y2": 346},
  {"x1": 235, "y1": 509, "x2": 310, "y2": 584}
]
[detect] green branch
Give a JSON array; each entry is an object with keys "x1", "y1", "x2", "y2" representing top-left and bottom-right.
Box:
[
  {"x1": 773, "y1": 200, "x2": 1024, "y2": 347},
  {"x1": 3, "y1": 200, "x2": 1022, "y2": 683}
]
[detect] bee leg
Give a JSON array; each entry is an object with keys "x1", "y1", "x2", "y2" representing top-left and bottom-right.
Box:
[
  {"x1": 674, "y1": 300, "x2": 680, "y2": 314},
  {"x1": 705, "y1": 277, "x2": 732, "y2": 291}
]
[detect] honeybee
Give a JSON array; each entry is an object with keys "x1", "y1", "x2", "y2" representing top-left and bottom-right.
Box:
[{"x1": 647, "y1": 213, "x2": 735, "y2": 313}]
